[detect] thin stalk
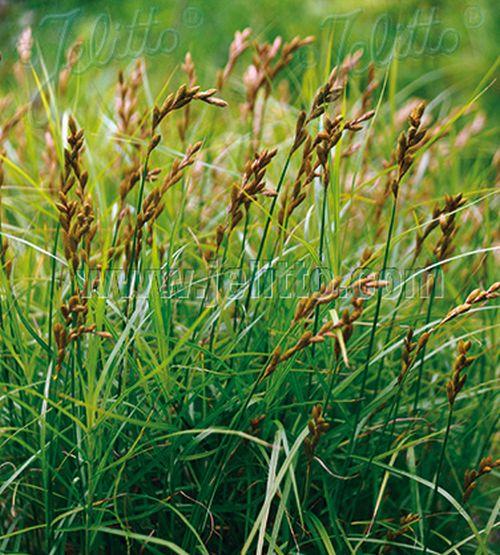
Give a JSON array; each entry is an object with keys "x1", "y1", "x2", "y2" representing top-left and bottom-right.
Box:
[
  {"x1": 335, "y1": 192, "x2": 398, "y2": 510},
  {"x1": 232, "y1": 209, "x2": 250, "y2": 332},
  {"x1": 413, "y1": 269, "x2": 438, "y2": 413},
  {"x1": 349, "y1": 268, "x2": 439, "y2": 527},
  {"x1": 323, "y1": 359, "x2": 341, "y2": 410},
  {"x1": 423, "y1": 405, "x2": 454, "y2": 554},
  {"x1": 353, "y1": 195, "x2": 397, "y2": 423},
  {"x1": 207, "y1": 238, "x2": 230, "y2": 351},
  {"x1": 42, "y1": 224, "x2": 60, "y2": 551},
  {"x1": 125, "y1": 152, "x2": 151, "y2": 303},
  {"x1": 309, "y1": 180, "x2": 329, "y2": 390},
  {"x1": 345, "y1": 333, "x2": 420, "y2": 529},
  {"x1": 193, "y1": 227, "x2": 230, "y2": 341},
  {"x1": 372, "y1": 279, "x2": 407, "y2": 396},
  {"x1": 241, "y1": 150, "x2": 293, "y2": 323},
  {"x1": 118, "y1": 151, "x2": 151, "y2": 394},
  {"x1": 189, "y1": 325, "x2": 297, "y2": 543}
]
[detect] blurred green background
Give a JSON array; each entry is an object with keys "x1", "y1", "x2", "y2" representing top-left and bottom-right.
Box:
[{"x1": 0, "y1": 0, "x2": 498, "y2": 115}]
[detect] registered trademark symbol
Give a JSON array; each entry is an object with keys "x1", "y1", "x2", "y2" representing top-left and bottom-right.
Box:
[
  {"x1": 464, "y1": 6, "x2": 484, "y2": 29},
  {"x1": 183, "y1": 6, "x2": 203, "y2": 28}
]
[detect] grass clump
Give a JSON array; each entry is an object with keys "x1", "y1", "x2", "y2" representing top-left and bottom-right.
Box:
[{"x1": 0, "y1": 24, "x2": 498, "y2": 554}]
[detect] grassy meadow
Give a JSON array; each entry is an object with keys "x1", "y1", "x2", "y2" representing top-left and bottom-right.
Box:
[{"x1": 0, "y1": 1, "x2": 498, "y2": 553}]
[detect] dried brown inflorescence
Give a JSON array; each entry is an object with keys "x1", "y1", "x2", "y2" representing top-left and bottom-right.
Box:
[
  {"x1": 290, "y1": 110, "x2": 309, "y2": 154},
  {"x1": 391, "y1": 101, "x2": 427, "y2": 197},
  {"x1": 328, "y1": 272, "x2": 388, "y2": 360},
  {"x1": 0, "y1": 105, "x2": 27, "y2": 146},
  {"x1": 276, "y1": 60, "x2": 374, "y2": 232},
  {"x1": 53, "y1": 292, "x2": 112, "y2": 376},
  {"x1": 55, "y1": 116, "x2": 96, "y2": 274},
  {"x1": 262, "y1": 274, "x2": 389, "y2": 381},
  {"x1": 399, "y1": 329, "x2": 416, "y2": 385},
  {"x1": 397, "y1": 328, "x2": 430, "y2": 384},
  {"x1": 293, "y1": 278, "x2": 342, "y2": 324},
  {"x1": 360, "y1": 63, "x2": 379, "y2": 115},
  {"x1": 314, "y1": 115, "x2": 344, "y2": 189},
  {"x1": 111, "y1": 62, "x2": 149, "y2": 236},
  {"x1": 315, "y1": 110, "x2": 375, "y2": 190},
  {"x1": 242, "y1": 35, "x2": 314, "y2": 115},
  {"x1": 17, "y1": 27, "x2": 33, "y2": 65},
  {"x1": 178, "y1": 53, "x2": 198, "y2": 143},
  {"x1": 414, "y1": 193, "x2": 466, "y2": 263},
  {"x1": 331, "y1": 298, "x2": 364, "y2": 360},
  {"x1": 13, "y1": 27, "x2": 33, "y2": 85},
  {"x1": 242, "y1": 35, "x2": 313, "y2": 150},
  {"x1": 304, "y1": 404, "x2": 330, "y2": 461},
  {"x1": 225, "y1": 147, "x2": 278, "y2": 236},
  {"x1": 217, "y1": 28, "x2": 252, "y2": 90},
  {"x1": 41, "y1": 129, "x2": 59, "y2": 195},
  {"x1": 307, "y1": 73, "x2": 343, "y2": 123},
  {"x1": 440, "y1": 282, "x2": 500, "y2": 326},
  {"x1": 247, "y1": 50, "x2": 372, "y2": 242},
  {"x1": 374, "y1": 101, "x2": 429, "y2": 236},
  {"x1": 278, "y1": 135, "x2": 318, "y2": 229},
  {"x1": 431, "y1": 194, "x2": 466, "y2": 263},
  {"x1": 446, "y1": 339, "x2": 473, "y2": 406},
  {"x1": 382, "y1": 514, "x2": 420, "y2": 553},
  {"x1": 59, "y1": 38, "x2": 83, "y2": 95},
  {"x1": 116, "y1": 59, "x2": 145, "y2": 139},
  {"x1": 111, "y1": 73, "x2": 227, "y2": 268},
  {"x1": 463, "y1": 455, "x2": 500, "y2": 502},
  {"x1": 307, "y1": 50, "x2": 363, "y2": 123},
  {"x1": 152, "y1": 85, "x2": 227, "y2": 136},
  {"x1": 129, "y1": 142, "x2": 203, "y2": 262},
  {"x1": 351, "y1": 273, "x2": 389, "y2": 298}
]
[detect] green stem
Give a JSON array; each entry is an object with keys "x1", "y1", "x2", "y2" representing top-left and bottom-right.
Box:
[
  {"x1": 309, "y1": 182, "x2": 329, "y2": 391},
  {"x1": 424, "y1": 405, "x2": 454, "y2": 553},
  {"x1": 42, "y1": 224, "x2": 60, "y2": 551},
  {"x1": 118, "y1": 151, "x2": 151, "y2": 394},
  {"x1": 335, "y1": 192, "x2": 398, "y2": 510},
  {"x1": 241, "y1": 151, "x2": 293, "y2": 325},
  {"x1": 233, "y1": 209, "x2": 250, "y2": 332},
  {"x1": 413, "y1": 269, "x2": 438, "y2": 413}
]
